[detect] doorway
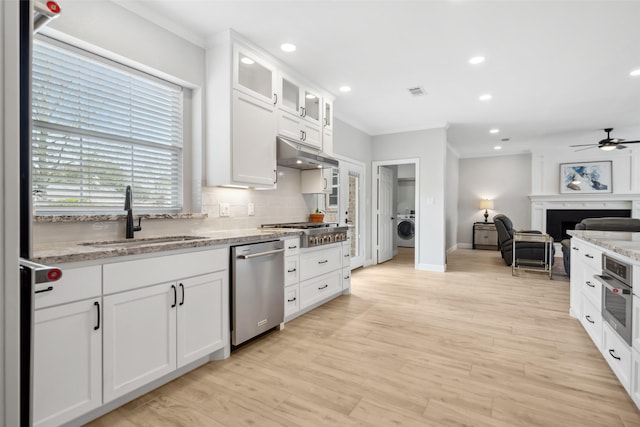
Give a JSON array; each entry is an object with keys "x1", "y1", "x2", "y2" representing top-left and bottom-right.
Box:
[
  {"x1": 372, "y1": 159, "x2": 419, "y2": 267},
  {"x1": 335, "y1": 157, "x2": 365, "y2": 269}
]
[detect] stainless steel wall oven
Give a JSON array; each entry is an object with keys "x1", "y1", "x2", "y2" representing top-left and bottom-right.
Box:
[{"x1": 597, "y1": 254, "x2": 633, "y2": 345}]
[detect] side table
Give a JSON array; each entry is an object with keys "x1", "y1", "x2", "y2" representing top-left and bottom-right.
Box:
[
  {"x1": 512, "y1": 232, "x2": 554, "y2": 279},
  {"x1": 473, "y1": 222, "x2": 498, "y2": 250}
]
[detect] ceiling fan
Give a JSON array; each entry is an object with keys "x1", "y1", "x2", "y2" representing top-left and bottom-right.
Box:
[{"x1": 571, "y1": 128, "x2": 640, "y2": 151}]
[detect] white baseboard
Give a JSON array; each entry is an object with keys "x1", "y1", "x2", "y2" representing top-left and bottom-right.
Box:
[
  {"x1": 457, "y1": 243, "x2": 473, "y2": 249},
  {"x1": 446, "y1": 244, "x2": 458, "y2": 254},
  {"x1": 417, "y1": 263, "x2": 446, "y2": 272}
]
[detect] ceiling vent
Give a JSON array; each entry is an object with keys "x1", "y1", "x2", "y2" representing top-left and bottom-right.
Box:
[{"x1": 407, "y1": 86, "x2": 426, "y2": 97}]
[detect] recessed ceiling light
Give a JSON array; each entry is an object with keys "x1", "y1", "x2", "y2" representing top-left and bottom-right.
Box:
[
  {"x1": 240, "y1": 57, "x2": 255, "y2": 65},
  {"x1": 479, "y1": 94, "x2": 492, "y2": 101},
  {"x1": 339, "y1": 86, "x2": 352, "y2": 93},
  {"x1": 280, "y1": 43, "x2": 296, "y2": 52},
  {"x1": 317, "y1": 165, "x2": 322, "y2": 168},
  {"x1": 469, "y1": 56, "x2": 485, "y2": 65},
  {"x1": 489, "y1": 128, "x2": 499, "y2": 134},
  {"x1": 494, "y1": 146, "x2": 502, "y2": 150},
  {"x1": 631, "y1": 68, "x2": 640, "y2": 77},
  {"x1": 296, "y1": 160, "x2": 302, "y2": 164},
  {"x1": 305, "y1": 94, "x2": 316, "y2": 99}
]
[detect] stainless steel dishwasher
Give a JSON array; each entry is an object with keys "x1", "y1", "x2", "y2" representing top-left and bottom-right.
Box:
[{"x1": 231, "y1": 240, "x2": 285, "y2": 346}]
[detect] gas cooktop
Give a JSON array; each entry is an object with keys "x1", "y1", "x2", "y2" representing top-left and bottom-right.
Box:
[
  {"x1": 260, "y1": 222, "x2": 339, "y2": 229},
  {"x1": 261, "y1": 222, "x2": 348, "y2": 247}
]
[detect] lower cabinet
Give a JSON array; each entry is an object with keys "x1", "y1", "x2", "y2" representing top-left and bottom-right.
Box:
[
  {"x1": 103, "y1": 271, "x2": 227, "y2": 403},
  {"x1": 33, "y1": 298, "x2": 102, "y2": 427},
  {"x1": 300, "y1": 270, "x2": 341, "y2": 310},
  {"x1": 284, "y1": 285, "x2": 300, "y2": 318},
  {"x1": 602, "y1": 323, "x2": 632, "y2": 393},
  {"x1": 580, "y1": 295, "x2": 602, "y2": 350},
  {"x1": 342, "y1": 266, "x2": 351, "y2": 292},
  {"x1": 632, "y1": 348, "x2": 640, "y2": 409}
]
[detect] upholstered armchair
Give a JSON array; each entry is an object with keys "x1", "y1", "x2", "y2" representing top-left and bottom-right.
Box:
[
  {"x1": 493, "y1": 214, "x2": 555, "y2": 267},
  {"x1": 561, "y1": 217, "x2": 640, "y2": 276}
]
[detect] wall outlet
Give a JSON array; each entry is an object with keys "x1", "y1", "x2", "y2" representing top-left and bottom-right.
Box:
[
  {"x1": 220, "y1": 203, "x2": 230, "y2": 217},
  {"x1": 248, "y1": 202, "x2": 255, "y2": 216}
]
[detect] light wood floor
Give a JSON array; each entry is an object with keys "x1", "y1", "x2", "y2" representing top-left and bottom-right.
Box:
[{"x1": 87, "y1": 248, "x2": 640, "y2": 426}]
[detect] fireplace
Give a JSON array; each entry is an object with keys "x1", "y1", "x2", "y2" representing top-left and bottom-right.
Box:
[{"x1": 546, "y1": 209, "x2": 631, "y2": 241}]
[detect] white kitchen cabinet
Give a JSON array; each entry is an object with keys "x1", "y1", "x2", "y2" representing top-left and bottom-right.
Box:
[
  {"x1": 177, "y1": 272, "x2": 227, "y2": 367},
  {"x1": 103, "y1": 271, "x2": 227, "y2": 403},
  {"x1": 602, "y1": 323, "x2": 632, "y2": 393},
  {"x1": 301, "y1": 168, "x2": 333, "y2": 194},
  {"x1": 103, "y1": 282, "x2": 177, "y2": 403},
  {"x1": 580, "y1": 294, "x2": 602, "y2": 350},
  {"x1": 299, "y1": 244, "x2": 343, "y2": 281},
  {"x1": 300, "y1": 270, "x2": 342, "y2": 310},
  {"x1": 285, "y1": 256, "x2": 299, "y2": 286},
  {"x1": 278, "y1": 110, "x2": 322, "y2": 150},
  {"x1": 33, "y1": 298, "x2": 102, "y2": 427},
  {"x1": 633, "y1": 294, "x2": 640, "y2": 350},
  {"x1": 206, "y1": 30, "x2": 277, "y2": 188},
  {"x1": 322, "y1": 98, "x2": 334, "y2": 155},
  {"x1": 632, "y1": 349, "x2": 640, "y2": 409},
  {"x1": 342, "y1": 266, "x2": 351, "y2": 293},
  {"x1": 569, "y1": 238, "x2": 602, "y2": 318},
  {"x1": 278, "y1": 72, "x2": 321, "y2": 127},
  {"x1": 284, "y1": 285, "x2": 300, "y2": 319}
]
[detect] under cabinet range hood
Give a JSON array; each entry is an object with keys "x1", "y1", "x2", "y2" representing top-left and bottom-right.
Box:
[{"x1": 276, "y1": 136, "x2": 339, "y2": 170}]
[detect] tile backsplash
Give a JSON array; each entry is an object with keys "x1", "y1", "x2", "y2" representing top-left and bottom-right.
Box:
[{"x1": 33, "y1": 167, "x2": 322, "y2": 245}]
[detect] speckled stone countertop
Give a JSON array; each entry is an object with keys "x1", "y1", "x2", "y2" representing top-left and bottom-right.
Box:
[
  {"x1": 34, "y1": 213, "x2": 207, "y2": 223},
  {"x1": 567, "y1": 230, "x2": 640, "y2": 262},
  {"x1": 32, "y1": 228, "x2": 302, "y2": 265}
]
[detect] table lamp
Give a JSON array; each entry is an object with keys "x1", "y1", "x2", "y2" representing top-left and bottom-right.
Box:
[{"x1": 480, "y1": 199, "x2": 494, "y2": 223}]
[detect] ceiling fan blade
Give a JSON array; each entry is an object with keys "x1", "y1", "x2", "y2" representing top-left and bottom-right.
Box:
[
  {"x1": 620, "y1": 140, "x2": 640, "y2": 144},
  {"x1": 575, "y1": 146, "x2": 596, "y2": 152},
  {"x1": 616, "y1": 145, "x2": 627, "y2": 150},
  {"x1": 570, "y1": 143, "x2": 598, "y2": 147}
]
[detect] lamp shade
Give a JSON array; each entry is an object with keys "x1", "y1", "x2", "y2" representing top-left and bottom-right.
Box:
[{"x1": 479, "y1": 199, "x2": 494, "y2": 210}]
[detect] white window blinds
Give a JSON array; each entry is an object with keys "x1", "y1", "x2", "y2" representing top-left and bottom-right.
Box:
[{"x1": 32, "y1": 38, "x2": 183, "y2": 212}]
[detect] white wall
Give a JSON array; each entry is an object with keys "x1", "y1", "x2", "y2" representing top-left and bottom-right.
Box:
[
  {"x1": 373, "y1": 128, "x2": 447, "y2": 271},
  {"x1": 333, "y1": 118, "x2": 374, "y2": 264},
  {"x1": 446, "y1": 146, "x2": 459, "y2": 252},
  {"x1": 457, "y1": 154, "x2": 532, "y2": 246}
]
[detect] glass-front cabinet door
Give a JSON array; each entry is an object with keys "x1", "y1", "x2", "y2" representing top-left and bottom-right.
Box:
[
  {"x1": 280, "y1": 75, "x2": 301, "y2": 116},
  {"x1": 304, "y1": 89, "x2": 321, "y2": 124},
  {"x1": 323, "y1": 98, "x2": 333, "y2": 130},
  {"x1": 233, "y1": 46, "x2": 277, "y2": 105}
]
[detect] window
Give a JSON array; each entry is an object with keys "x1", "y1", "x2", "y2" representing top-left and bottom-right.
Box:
[
  {"x1": 31, "y1": 37, "x2": 184, "y2": 213},
  {"x1": 327, "y1": 168, "x2": 339, "y2": 208}
]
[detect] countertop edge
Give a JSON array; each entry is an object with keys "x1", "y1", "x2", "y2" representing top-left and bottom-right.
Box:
[{"x1": 567, "y1": 230, "x2": 640, "y2": 262}]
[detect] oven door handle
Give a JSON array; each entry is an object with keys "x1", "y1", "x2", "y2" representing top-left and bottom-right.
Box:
[
  {"x1": 238, "y1": 248, "x2": 285, "y2": 259},
  {"x1": 594, "y1": 275, "x2": 632, "y2": 295}
]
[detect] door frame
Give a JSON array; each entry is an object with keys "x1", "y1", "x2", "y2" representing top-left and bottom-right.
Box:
[
  {"x1": 2, "y1": 1, "x2": 23, "y2": 425},
  {"x1": 332, "y1": 154, "x2": 366, "y2": 269},
  {"x1": 372, "y1": 158, "x2": 420, "y2": 267}
]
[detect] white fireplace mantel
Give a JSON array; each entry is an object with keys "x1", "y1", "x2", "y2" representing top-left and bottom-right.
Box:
[{"x1": 529, "y1": 193, "x2": 640, "y2": 231}]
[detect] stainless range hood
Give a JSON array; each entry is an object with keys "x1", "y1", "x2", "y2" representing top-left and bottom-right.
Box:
[{"x1": 276, "y1": 136, "x2": 339, "y2": 170}]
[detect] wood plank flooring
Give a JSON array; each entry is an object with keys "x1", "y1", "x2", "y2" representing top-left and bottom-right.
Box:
[{"x1": 87, "y1": 248, "x2": 640, "y2": 426}]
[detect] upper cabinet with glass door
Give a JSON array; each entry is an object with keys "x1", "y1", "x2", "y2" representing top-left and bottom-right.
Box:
[
  {"x1": 322, "y1": 97, "x2": 334, "y2": 155},
  {"x1": 233, "y1": 46, "x2": 278, "y2": 106},
  {"x1": 278, "y1": 73, "x2": 321, "y2": 126}
]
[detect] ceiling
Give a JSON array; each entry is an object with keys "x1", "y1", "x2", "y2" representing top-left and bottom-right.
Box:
[{"x1": 114, "y1": 0, "x2": 640, "y2": 158}]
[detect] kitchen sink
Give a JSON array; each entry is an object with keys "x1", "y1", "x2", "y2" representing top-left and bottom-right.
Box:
[{"x1": 80, "y1": 235, "x2": 207, "y2": 248}]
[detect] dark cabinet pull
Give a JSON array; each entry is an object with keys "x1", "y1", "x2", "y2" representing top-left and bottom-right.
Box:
[
  {"x1": 572, "y1": 247, "x2": 579, "y2": 251},
  {"x1": 287, "y1": 268, "x2": 297, "y2": 273},
  {"x1": 585, "y1": 315, "x2": 595, "y2": 324},
  {"x1": 287, "y1": 297, "x2": 297, "y2": 302},
  {"x1": 586, "y1": 281, "x2": 595, "y2": 288},
  {"x1": 288, "y1": 245, "x2": 297, "y2": 249},
  {"x1": 344, "y1": 275, "x2": 350, "y2": 280},
  {"x1": 344, "y1": 254, "x2": 350, "y2": 258},
  {"x1": 171, "y1": 285, "x2": 177, "y2": 308},
  {"x1": 609, "y1": 349, "x2": 621, "y2": 360},
  {"x1": 179, "y1": 283, "x2": 185, "y2": 306},
  {"x1": 35, "y1": 286, "x2": 54, "y2": 294},
  {"x1": 318, "y1": 284, "x2": 328, "y2": 290},
  {"x1": 273, "y1": 93, "x2": 278, "y2": 105},
  {"x1": 94, "y1": 301, "x2": 100, "y2": 330},
  {"x1": 318, "y1": 260, "x2": 328, "y2": 264},
  {"x1": 274, "y1": 169, "x2": 278, "y2": 185},
  {"x1": 299, "y1": 130, "x2": 304, "y2": 141},
  {"x1": 585, "y1": 254, "x2": 594, "y2": 259}
]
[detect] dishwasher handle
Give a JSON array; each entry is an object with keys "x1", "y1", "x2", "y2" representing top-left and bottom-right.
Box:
[{"x1": 238, "y1": 248, "x2": 285, "y2": 259}]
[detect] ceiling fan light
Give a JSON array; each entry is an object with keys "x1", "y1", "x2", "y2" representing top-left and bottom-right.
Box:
[{"x1": 600, "y1": 145, "x2": 617, "y2": 151}]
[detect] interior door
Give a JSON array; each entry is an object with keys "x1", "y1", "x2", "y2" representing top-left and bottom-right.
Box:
[
  {"x1": 338, "y1": 161, "x2": 364, "y2": 269},
  {"x1": 378, "y1": 166, "x2": 394, "y2": 263}
]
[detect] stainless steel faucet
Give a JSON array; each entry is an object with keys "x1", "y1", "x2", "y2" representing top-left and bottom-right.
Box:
[{"x1": 124, "y1": 185, "x2": 142, "y2": 239}]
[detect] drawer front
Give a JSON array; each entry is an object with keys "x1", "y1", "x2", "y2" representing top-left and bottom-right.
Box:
[
  {"x1": 603, "y1": 323, "x2": 632, "y2": 393},
  {"x1": 283, "y1": 237, "x2": 300, "y2": 256},
  {"x1": 581, "y1": 265, "x2": 602, "y2": 309},
  {"x1": 342, "y1": 266, "x2": 351, "y2": 291},
  {"x1": 299, "y1": 245, "x2": 341, "y2": 281},
  {"x1": 300, "y1": 270, "x2": 341, "y2": 310},
  {"x1": 35, "y1": 265, "x2": 101, "y2": 309},
  {"x1": 475, "y1": 230, "x2": 497, "y2": 246},
  {"x1": 103, "y1": 248, "x2": 228, "y2": 294},
  {"x1": 573, "y1": 239, "x2": 602, "y2": 272},
  {"x1": 580, "y1": 295, "x2": 602, "y2": 349},
  {"x1": 285, "y1": 256, "x2": 299, "y2": 286},
  {"x1": 284, "y1": 285, "x2": 299, "y2": 318}
]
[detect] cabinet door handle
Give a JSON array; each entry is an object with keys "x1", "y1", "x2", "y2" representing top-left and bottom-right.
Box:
[
  {"x1": 323, "y1": 178, "x2": 328, "y2": 190},
  {"x1": 585, "y1": 281, "x2": 595, "y2": 288},
  {"x1": 288, "y1": 245, "x2": 297, "y2": 249},
  {"x1": 35, "y1": 286, "x2": 54, "y2": 294},
  {"x1": 299, "y1": 130, "x2": 304, "y2": 141},
  {"x1": 318, "y1": 284, "x2": 328, "y2": 290},
  {"x1": 287, "y1": 297, "x2": 297, "y2": 302},
  {"x1": 344, "y1": 275, "x2": 350, "y2": 280},
  {"x1": 274, "y1": 169, "x2": 278, "y2": 184},
  {"x1": 171, "y1": 285, "x2": 177, "y2": 308},
  {"x1": 287, "y1": 268, "x2": 297, "y2": 273},
  {"x1": 609, "y1": 349, "x2": 621, "y2": 360},
  {"x1": 585, "y1": 254, "x2": 594, "y2": 259},
  {"x1": 94, "y1": 301, "x2": 100, "y2": 331},
  {"x1": 585, "y1": 315, "x2": 595, "y2": 324},
  {"x1": 318, "y1": 260, "x2": 328, "y2": 264},
  {"x1": 572, "y1": 247, "x2": 579, "y2": 251},
  {"x1": 179, "y1": 283, "x2": 185, "y2": 306},
  {"x1": 302, "y1": 130, "x2": 307, "y2": 141},
  {"x1": 273, "y1": 93, "x2": 278, "y2": 105}
]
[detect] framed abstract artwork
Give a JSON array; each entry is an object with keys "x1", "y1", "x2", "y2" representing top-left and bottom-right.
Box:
[{"x1": 560, "y1": 161, "x2": 612, "y2": 194}]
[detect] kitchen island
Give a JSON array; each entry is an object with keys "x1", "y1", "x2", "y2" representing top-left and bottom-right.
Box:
[{"x1": 567, "y1": 230, "x2": 640, "y2": 411}]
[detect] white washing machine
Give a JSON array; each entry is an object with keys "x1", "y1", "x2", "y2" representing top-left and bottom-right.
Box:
[{"x1": 396, "y1": 214, "x2": 415, "y2": 247}]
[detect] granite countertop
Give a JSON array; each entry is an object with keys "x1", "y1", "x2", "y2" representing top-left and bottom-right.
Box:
[
  {"x1": 32, "y1": 228, "x2": 302, "y2": 265},
  {"x1": 567, "y1": 230, "x2": 640, "y2": 262}
]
